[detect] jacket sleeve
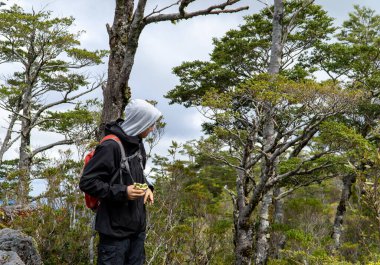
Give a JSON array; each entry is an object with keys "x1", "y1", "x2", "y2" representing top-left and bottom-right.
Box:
[{"x1": 79, "y1": 141, "x2": 128, "y2": 202}]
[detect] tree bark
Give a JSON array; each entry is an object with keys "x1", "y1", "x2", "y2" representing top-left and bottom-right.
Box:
[
  {"x1": 234, "y1": 0, "x2": 284, "y2": 262},
  {"x1": 332, "y1": 174, "x2": 356, "y2": 248},
  {"x1": 255, "y1": 190, "x2": 273, "y2": 265},
  {"x1": 254, "y1": 1, "x2": 284, "y2": 264},
  {"x1": 234, "y1": 167, "x2": 256, "y2": 265},
  {"x1": 235, "y1": 216, "x2": 254, "y2": 265},
  {"x1": 270, "y1": 187, "x2": 286, "y2": 259},
  {"x1": 273, "y1": 187, "x2": 284, "y2": 224},
  {"x1": 268, "y1": 0, "x2": 284, "y2": 75},
  {"x1": 18, "y1": 84, "x2": 33, "y2": 205},
  {"x1": 99, "y1": 0, "x2": 146, "y2": 138}
]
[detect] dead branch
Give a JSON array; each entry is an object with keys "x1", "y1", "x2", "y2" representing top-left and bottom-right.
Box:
[{"x1": 144, "y1": 0, "x2": 249, "y2": 24}]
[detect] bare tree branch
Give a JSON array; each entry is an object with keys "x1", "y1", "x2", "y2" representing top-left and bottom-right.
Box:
[
  {"x1": 145, "y1": 1, "x2": 180, "y2": 19},
  {"x1": 281, "y1": 0, "x2": 315, "y2": 46},
  {"x1": 207, "y1": 152, "x2": 245, "y2": 171},
  {"x1": 224, "y1": 184, "x2": 237, "y2": 204},
  {"x1": 31, "y1": 132, "x2": 94, "y2": 157},
  {"x1": 257, "y1": 0, "x2": 273, "y2": 16},
  {"x1": 0, "y1": 112, "x2": 19, "y2": 163},
  {"x1": 144, "y1": 0, "x2": 249, "y2": 24},
  {"x1": 31, "y1": 82, "x2": 103, "y2": 126},
  {"x1": 274, "y1": 174, "x2": 335, "y2": 200}
]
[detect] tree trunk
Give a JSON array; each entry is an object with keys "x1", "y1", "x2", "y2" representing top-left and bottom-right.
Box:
[
  {"x1": 18, "y1": 85, "x2": 33, "y2": 205},
  {"x1": 254, "y1": 0, "x2": 284, "y2": 263},
  {"x1": 98, "y1": 0, "x2": 248, "y2": 138},
  {"x1": 235, "y1": 216, "x2": 254, "y2": 265},
  {"x1": 234, "y1": 167, "x2": 254, "y2": 265},
  {"x1": 270, "y1": 187, "x2": 286, "y2": 259},
  {"x1": 255, "y1": 190, "x2": 273, "y2": 265},
  {"x1": 273, "y1": 187, "x2": 284, "y2": 224},
  {"x1": 89, "y1": 233, "x2": 95, "y2": 264},
  {"x1": 99, "y1": 0, "x2": 146, "y2": 137},
  {"x1": 268, "y1": 0, "x2": 284, "y2": 75},
  {"x1": 332, "y1": 174, "x2": 355, "y2": 248},
  {"x1": 249, "y1": 0, "x2": 284, "y2": 261}
]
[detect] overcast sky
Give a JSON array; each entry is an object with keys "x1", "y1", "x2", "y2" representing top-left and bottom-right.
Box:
[{"x1": 2, "y1": 0, "x2": 380, "y2": 194}]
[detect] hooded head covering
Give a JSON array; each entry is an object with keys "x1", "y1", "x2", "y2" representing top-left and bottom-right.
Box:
[{"x1": 120, "y1": 99, "x2": 162, "y2": 136}]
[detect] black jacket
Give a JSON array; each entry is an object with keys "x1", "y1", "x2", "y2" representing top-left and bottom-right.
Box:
[{"x1": 79, "y1": 119, "x2": 151, "y2": 238}]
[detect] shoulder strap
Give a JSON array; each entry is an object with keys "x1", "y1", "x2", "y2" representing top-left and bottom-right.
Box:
[
  {"x1": 100, "y1": 134, "x2": 127, "y2": 185},
  {"x1": 100, "y1": 135, "x2": 127, "y2": 160},
  {"x1": 100, "y1": 134, "x2": 144, "y2": 184}
]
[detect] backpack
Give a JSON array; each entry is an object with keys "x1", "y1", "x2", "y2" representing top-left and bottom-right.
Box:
[{"x1": 81, "y1": 134, "x2": 142, "y2": 210}]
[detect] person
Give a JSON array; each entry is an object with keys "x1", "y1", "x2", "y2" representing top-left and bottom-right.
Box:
[{"x1": 79, "y1": 99, "x2": 162, "y2": 265}]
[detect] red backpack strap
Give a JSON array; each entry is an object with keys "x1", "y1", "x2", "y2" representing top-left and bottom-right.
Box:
[
  {"x1": 100, "y1": 134, "x2": 126, "y2": 160},
  {"x1": 100, "y1": 134, "x2": 120, "y2": 144},
  {"x1": 99, "y1": 134, "x2": 130, "y2": 184},
  {"x1": 99, "y1": 134, "x2": 138, "y2": 183}
]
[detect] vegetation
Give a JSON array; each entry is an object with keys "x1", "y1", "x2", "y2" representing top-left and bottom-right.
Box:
[{"x1": 1, "y1": 1, "x2": 380, "y2": 264}]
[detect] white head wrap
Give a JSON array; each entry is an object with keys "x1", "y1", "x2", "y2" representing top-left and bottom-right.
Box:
[{"x1": 120, "y1": 99, "x2": 162, "y2": 136}]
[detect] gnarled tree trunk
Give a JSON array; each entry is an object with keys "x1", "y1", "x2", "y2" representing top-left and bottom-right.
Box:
[
  {"x1": 332, "y1": 173, "x2": 356, "y2": 248},
  {"x1": 98, "y1": 0, "x2": 248, "y2": 138},
  {"x1": 99, "y1": 0, "x2": 146, "y2": 137},
  {"x1": 235, "y1": 216, "x2": 254, "y2": 265}
]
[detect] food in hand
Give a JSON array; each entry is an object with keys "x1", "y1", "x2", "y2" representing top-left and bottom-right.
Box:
[{"x1": 134, "y1": 183, "x2": 148, "y2": 191}]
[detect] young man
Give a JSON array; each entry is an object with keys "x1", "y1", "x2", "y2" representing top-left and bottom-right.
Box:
[{"x1": 79, "y1": 99, "x2": 162, "y2": 265}]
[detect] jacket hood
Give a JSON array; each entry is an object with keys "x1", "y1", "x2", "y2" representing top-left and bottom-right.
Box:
[
  {"x1": 104, "y1": 119, "x2": 141, "y2": 145},
  {"x1": 120, "y1": 99, "x2": 162, "y2": 136}
]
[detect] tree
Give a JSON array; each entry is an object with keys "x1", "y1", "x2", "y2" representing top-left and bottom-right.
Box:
[
  {"x1": 98, "y1": 0, "x2": 250, "y2": 136},
  {"x1": 309, "y1": 5, "x2": 380, "y2": 248},
  {"x1": 166, "y1": 0, "x2": 334, "y2": 107},
  {"x1": 198, "y1": 75, "x2": 361, "y2": 264},
  {"x1": 166, "y1": 1, "x2": 342, "y2": 263},
  {"x1": 0, "y1": 5, "x2": 106, "y2": 204}
]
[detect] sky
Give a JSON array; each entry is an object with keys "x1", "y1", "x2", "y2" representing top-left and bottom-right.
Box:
[{"x1": 1, "y1": 0, "x2": 380, "y2": 195}]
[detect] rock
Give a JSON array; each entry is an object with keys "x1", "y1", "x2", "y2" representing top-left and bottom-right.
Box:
[
  {"x1": 0, "y1": 250, "x2": 25, "y2": 265},
  {"x1": 0, "y1": 228, "x2": 42, "y2": 265}
]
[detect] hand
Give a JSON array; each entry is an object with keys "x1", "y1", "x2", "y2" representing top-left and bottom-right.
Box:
[
  {"x1": 144, "y1": 188, "x2": 154, "y2": 205},
  {"x1": 126, "y1": 185, "x2": 146, "y2": 200}
]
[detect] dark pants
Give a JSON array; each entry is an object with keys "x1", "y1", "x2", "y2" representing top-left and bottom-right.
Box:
[{"x1": 97, "y1": 232, "x2": 146, "y2": 265}]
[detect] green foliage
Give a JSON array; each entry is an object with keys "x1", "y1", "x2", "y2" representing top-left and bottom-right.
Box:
[
  {"x1": 311, "y1": 5, "x2": 380, "y2": 136},
  {"x1": 0, "y1": 159, "x2": 18, "y2": 204},
  {"x1": 285, "y1": 229, "x2": 313, "y2": 247},
  {"x1": 38, "y1": 100, "x2": 101, "y2": 139},
  {"x1": 11, "y1": 205, "x2": 93, "y2": 265},
  {"x1": 318, "y1": 121, "x2": 374, "y2": 155},
  {"x1": 272, "y1": 250, "x2": 356, "y2": 265},
  {"x1": 0, "y1": 4, "x2": 106, "y2": 202},
  {"x1": 166, "y1": 0, "x2": 334, "y2": 107},
  {"x1": 340, "y1": 5, "x2": 380, "y2": 45},
  {"x1": 5, "y1": 150, "x2": 94, "y2": 264},
  {"x1": 146, "y1": 145, "x2": 234, "y2": 264},
  {"x1": 0, "y1": 4, "x2": 106, "y2": 157}
]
